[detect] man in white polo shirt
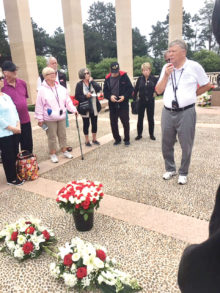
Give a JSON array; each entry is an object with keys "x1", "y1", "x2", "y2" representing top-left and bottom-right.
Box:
[{"x1": 156, "y1": 39, "x2": 212, "y2": 185}]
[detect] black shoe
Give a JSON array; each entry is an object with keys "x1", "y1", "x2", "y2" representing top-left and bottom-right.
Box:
[
  {"x1": 113, "y1": 140, "x2": 121, "y2": 146},
  {"x1": 7, "y1": 179, "x2": 24, "y2": 186},
  {"x1": 124, "y1": 141, "x2": 130, "y2": 146},
  {"x1": 150, "y1": 135, "x2": 156, "y2": 140},
  {"x1": 135, "y1": 135, "x2": 142, "y2": 140},
  {"x1": 85, "y1": 142, "x2": 92, "y2": 147},
  {"x1": 92, "y1": 140, "x2": 100, "y2": 145}
]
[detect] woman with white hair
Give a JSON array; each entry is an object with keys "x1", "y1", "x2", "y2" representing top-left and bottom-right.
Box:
[
  {"x1": 133, "y1": 62, "x2": 158, "y2": 141},
  {"x1": 35, "y1": 67, "x2": 78, "y2": 163},
  {"x1": 0, "y1": 71, "x2": 23, "y2": 185}
]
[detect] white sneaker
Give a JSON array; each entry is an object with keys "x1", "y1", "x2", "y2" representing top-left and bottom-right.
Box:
[
  {"x1": 178, "y1": 175, "x2": 187, "y2": 185},
  {"x1": 50, "y1": 154, "x2": 58, "y2": 163},
  {"x1": 163, "y1": 171, "x2": 177, "y2": 180},
  {"x1": 63, "y1": 151, "x2": 73, "y2": 159}
]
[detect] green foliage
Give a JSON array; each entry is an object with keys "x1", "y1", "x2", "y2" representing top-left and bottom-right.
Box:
[
  {"x1": 0, "y1": 20, "x2": 10, "y2": 58},
  {"x1": 36, "y1": 56, "x2": 47, "y2": 75},
  {"x1": 32, "y1": 19, "x2": 50, "y2": 56},
  {"x1": 132, "y1": 27, "x2": 148, "y2": 57},
  {"x1": 192, "y1": 49, "x2": 220, "y2": 72},
  {"x1": 89, "y1": 58, "x2": 117, "y2": 79},
  {"x1": 133, "y1": 56, "x2": 155, "y2": 77},
  {"x1": 48, "y1": 27, "x2": 67, "y2": 67}
]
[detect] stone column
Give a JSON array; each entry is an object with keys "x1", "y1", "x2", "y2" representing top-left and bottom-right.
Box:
[
  {"x1": 115, "y1": 0, "x2": 133, "y2": 79},
  {"x1": 3, "y1": 0, "x2": 38, "y2": 104},
  {"x1": 169, "y1": 0, "x2": 183, "y2": 43},
  {"x1": 61, "y1": 0, "x2": 86, "y2": 94}
]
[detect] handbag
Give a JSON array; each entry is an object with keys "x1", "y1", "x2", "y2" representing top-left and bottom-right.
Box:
[
  {"x1": 16, "y1": 151, "x2": 39, "y2": 181},
  {"x1": 131, "y1": 99, "x2": 139, "y2": 115},
  {"x1": 78, "y1": 100, "x2": 91, "y2": 115}
]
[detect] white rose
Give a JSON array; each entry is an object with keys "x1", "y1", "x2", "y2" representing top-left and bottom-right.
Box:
[
  {"x1": 17, "y1": 235, "x2": 26, "y2": 245},
  {"x1": 94, "y1": 257, "x2": 104, "y2": 269},
  {"x1": 72, "y1": 253, "x2": 80, "y2": 262},
  {"x1": 14, "y1": 247, "x2": 24, "y2": 259},
  {"x1": 70, "y1": 263, "x2": 76, "y2": 273},
  {"x1": 7, "y1": 241, "x2": 16, "y2": 251},
  {"x1": 63, "y1": 273, "x2": 77, "y2": 287}
]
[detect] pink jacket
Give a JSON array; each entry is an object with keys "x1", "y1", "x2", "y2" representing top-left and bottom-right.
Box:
[{"x1": 35, "y1": 81, "x2": 77, "y2": 122}]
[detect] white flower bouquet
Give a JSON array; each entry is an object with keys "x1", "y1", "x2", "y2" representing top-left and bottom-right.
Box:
[
  {"x1": 0, "y1": 217, "x2": 56, "y2": 260},
  {"x1": 50, "y1": 237, "x2": 142, "y2": 292},
  {"x1": 198, "y1": 92, "x2": 212, "y2": 107}
]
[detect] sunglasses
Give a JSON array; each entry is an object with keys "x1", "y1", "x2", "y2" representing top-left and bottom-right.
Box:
[
  {"x1": 0, "y1": 77, "x2": 4, "y2": 80},
  {"x1": 84, "y1": 72, "x2": 90, "y2": 75}
]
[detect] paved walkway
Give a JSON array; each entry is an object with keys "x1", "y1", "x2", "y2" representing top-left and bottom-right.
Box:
[{"x1": 0, "y1": 100, "x2": 219, "y2": 292}]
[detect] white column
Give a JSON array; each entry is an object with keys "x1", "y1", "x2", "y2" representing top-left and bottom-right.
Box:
[
  {"x1": 169, "y1": 0, "x2": 183, "y2": 43},
  {"x1": 3, "y1": 0, "x2": 38, "y2": 104},
  {"x1": 61, "y1": 0, "x2": 86, "y2": 95},
  {"x1": 115, "y1": 0, "x2": 133, "y2": 79}
]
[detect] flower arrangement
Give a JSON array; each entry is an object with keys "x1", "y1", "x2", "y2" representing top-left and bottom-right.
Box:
[
  {"x1": 198, "y1": 92, "x2": 212, "y2": 107},
  {"x1": 50, "y1": 237, "x2": 142, "y2": 292},
  {"x1": 0, "y1": 217, "x2": 56, "y2": 260},
  {"x1": 56, "y1": 179, "x2": 104, "y2": 221}
]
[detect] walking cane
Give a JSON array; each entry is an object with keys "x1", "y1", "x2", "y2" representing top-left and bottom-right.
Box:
[{"x1": 75, "y1": 115, "x2": 84, "y2": 160}]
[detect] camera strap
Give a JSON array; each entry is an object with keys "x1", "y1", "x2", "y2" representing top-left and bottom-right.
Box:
[
  {"x1": 50, "y1": 86, "x2": 61, "y2": 110},
  {"x1": 171, "y1": 68, "x2": 184, "y2": 102}
]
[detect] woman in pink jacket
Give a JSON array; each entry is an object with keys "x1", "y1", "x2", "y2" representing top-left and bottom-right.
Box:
[{"x1": 35, "y1": 67, "x2": 78, "y2": 163}]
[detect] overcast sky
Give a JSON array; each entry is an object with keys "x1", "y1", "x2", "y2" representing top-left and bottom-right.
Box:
[{"x1": 0, "y1": 0, "x2": 205, "y2": 39}]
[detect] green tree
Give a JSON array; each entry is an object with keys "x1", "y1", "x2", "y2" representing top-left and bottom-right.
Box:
[
  {"x1": 192, "y1": 49, "x2": 220, "y2": 72},
  {"x1": 86, "y1": 1, "x2": 117, "y2": 59},
  {"x1": 197, "y1": 0, "x2": 217, "y2": 51},
  {"x1": 32, "y1": 19, "x2": 50, "y2": 56},
  {"x1": 133, "y1": 56, "x2": 154, "y2": 77},
  {"x1": 132, "y1": 27, "x2": 148, "y2": 57},
  {"x1": 89, "y1": 58, "x2": 117, "y2": 79},
  {"x1": 0, "y1": 20, "x2": 11, "y2": 58},
  {"x1": 49, "y1": 27, "x2": 67, "y2": 67},
  {"x1": 36, "y1": 56, "x2": 47, "y2": 75}
]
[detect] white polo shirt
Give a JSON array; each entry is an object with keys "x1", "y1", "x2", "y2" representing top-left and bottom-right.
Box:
[{"x1": 158, "y1": 59, "x2": 209, "y2": 108}]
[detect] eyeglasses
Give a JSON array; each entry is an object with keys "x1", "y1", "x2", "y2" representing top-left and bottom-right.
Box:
[
  {"x1": 46, "y1": 73, "x2": 56, "y2": 76},
  {"x1": 84, "y1": 72, "x2": 90, "y2": 75}
]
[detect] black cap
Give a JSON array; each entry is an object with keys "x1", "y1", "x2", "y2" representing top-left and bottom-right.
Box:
[
  {"x1": 2, "y1": 60, "x2": 18, "y2": 72},
  {"x1": 110, "y1": 62, "x2": 120, "y2": 73}
]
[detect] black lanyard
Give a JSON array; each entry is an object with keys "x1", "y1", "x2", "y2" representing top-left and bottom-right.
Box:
[{"x1": 171, "y1": 69, "x2": 184, "y2": 102}]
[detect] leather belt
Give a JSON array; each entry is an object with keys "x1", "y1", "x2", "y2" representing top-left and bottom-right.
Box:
[{"x1": 164, "y1": 103, "x2": 195, "y2": 112}]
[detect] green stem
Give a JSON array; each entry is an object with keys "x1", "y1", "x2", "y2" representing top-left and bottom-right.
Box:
[{"x1": 42, "y1": 246, "x2": 58, "y2": 259}]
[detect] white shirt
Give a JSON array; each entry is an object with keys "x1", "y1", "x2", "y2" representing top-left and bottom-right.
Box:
[
  {"x1": 158, "y1": 59, "x2": 210, "y2": 108},
  {"x1": 37, "y1": 72, "x2": 60, "y2": 91}
]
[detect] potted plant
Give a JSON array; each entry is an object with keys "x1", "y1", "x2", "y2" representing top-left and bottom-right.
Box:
[{"x1": 56, "y1": 179, "x2": 104, "y2": 231}]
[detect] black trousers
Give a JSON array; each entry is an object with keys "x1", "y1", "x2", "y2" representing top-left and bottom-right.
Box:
[
  {"x1": 110, "y1": 108, "x2": 130, "y2": 142},
  {"x1": 15, "y1": 122, "x2": 33, "y2": 154},
  {"x1": 0, "y1": 134, "x2": 19, "y2": 182},
  {"x1": 137, "y1": 100, "x2": 155, "y2": 137},
  {"x1": 82, "y1": 113, "x2": 98, "y2": 135}
]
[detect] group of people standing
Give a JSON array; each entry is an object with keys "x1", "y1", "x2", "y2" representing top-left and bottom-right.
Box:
[{"x1": 0, "y1": 39, "x2": 211, "y2": 186}]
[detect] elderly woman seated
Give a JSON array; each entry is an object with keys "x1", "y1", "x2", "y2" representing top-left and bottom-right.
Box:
[{"x1": 35, "y1": 67, "x2": 78, "y2": 163}]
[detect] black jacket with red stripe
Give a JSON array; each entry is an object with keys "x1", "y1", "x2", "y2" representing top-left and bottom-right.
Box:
[{"x1": 103, "y1": 71, "x2": 133, "y2": 111}]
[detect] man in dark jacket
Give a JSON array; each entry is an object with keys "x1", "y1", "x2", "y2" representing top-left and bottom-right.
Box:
[{"x1": 103, "y1": 62, "x2": 133, "y2": 146}]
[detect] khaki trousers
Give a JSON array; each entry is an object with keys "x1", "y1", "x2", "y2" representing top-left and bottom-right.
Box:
[{"x1": 44, "y1": 119, "x2": 66, "y2": 152}]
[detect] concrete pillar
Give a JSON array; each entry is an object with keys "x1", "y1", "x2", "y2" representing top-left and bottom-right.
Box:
[
  {"x1": 61, "y1": 0, "x2": 86, "y2": 95},
  {"x1": 115, "y1": 0, "x2": 133, "y2": 79},
  {"x1": 169, "y1": 0, "x2": 183, "y2": 43},
  {"x1": 3, "y1": 0, "x2": 38, "y2": 104}
]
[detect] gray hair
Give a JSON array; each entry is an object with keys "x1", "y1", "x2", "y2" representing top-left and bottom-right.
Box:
[
  {"x1": 78, "y1": 68, "x2": 90, "y2": 80},
  {"x1": 42, "y1": 67, "x2": 55, "y2": 78},
  {"x1": 169, "y1": 39, "x2": 187, "y2": 51},
  {"x1": 47, "y1": 56, "x2": 57, "y2": 66}
]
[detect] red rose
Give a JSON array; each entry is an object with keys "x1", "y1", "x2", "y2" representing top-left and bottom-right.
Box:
[
  {"x1": 25, "y1": 226, "x2": 35, "y2": 234},
  {"x1": 11, "y1": 231, "x2": 18, "y2": 242},
  {"x1": 25, "y1": 221, "x2": 32, "y2": 225},
  {"x1": 93, "y1": 198, "x2": 97, "y2": 204},
  {"x1": 76, "y1": 267, "x2": 87, "y2": 279},
  {"x1": 42, "y1": 230, "x2": 50, "y2": 241},
  {"x1": 22, "y1": 242, "x2": 34, "y2": 254},
  {"x1": 75, "y1": 204, "x2": 80, "y2": 209},
  {"x1": 96, "y1": 249, "x2": 106, "y2": 261},
  {"x1": 63, "y1": 254, "x2": 73, "y2": 267}
]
